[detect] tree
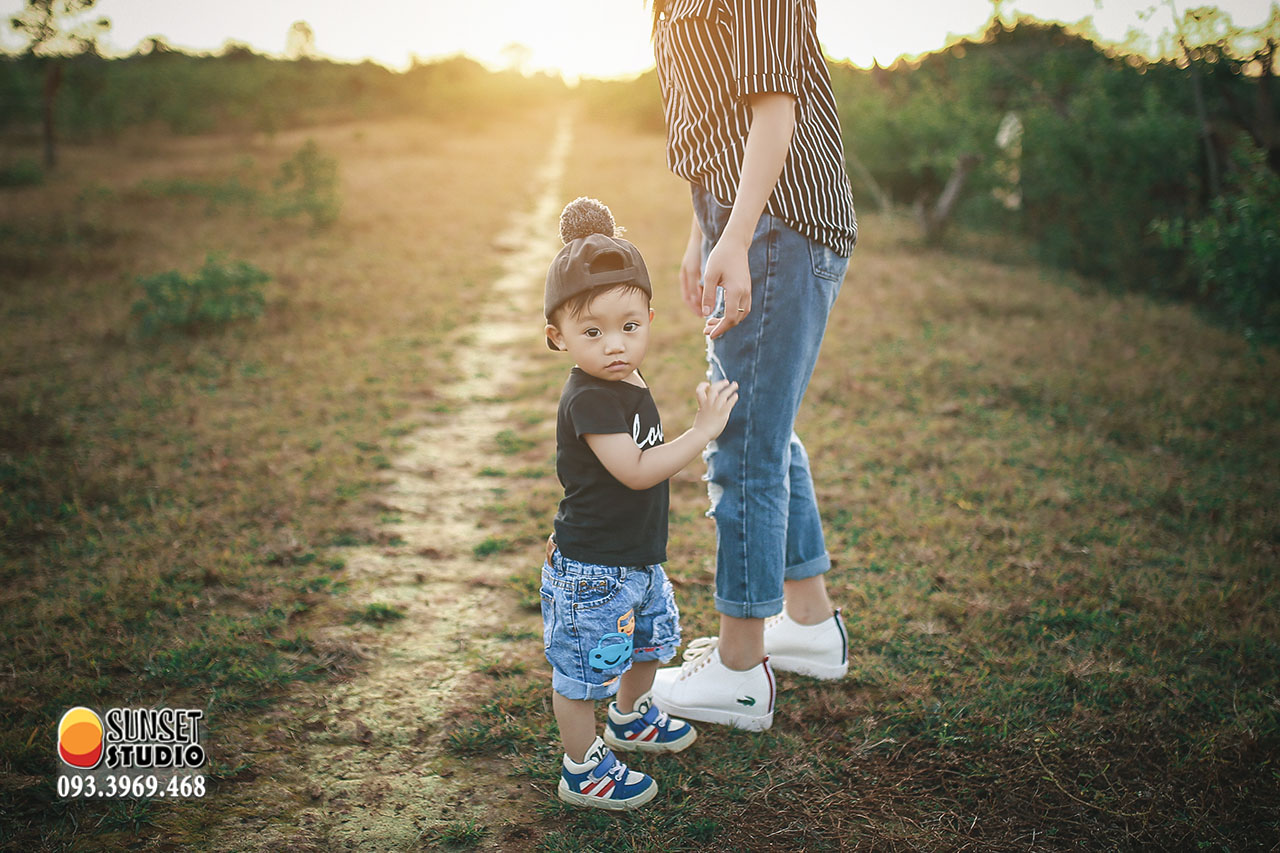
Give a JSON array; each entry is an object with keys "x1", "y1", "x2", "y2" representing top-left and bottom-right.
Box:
[
  {"x1": 285, "y1": 20, "x2": 315, "y2": 61},
  {"x1": 7, "y1": 0, "x2": 110, "y2": 169},
  {"x1": 500, "y1": 42, "x2": 533, "y2": 75}
]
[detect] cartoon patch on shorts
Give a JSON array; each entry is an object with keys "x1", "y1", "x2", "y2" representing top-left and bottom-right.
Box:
[
  {"x1": 588, "y1": 632, "x2": 634, "y2": 671},
  {"x1": 617, "y1": 609, "x2": 635, "y2": 637}
]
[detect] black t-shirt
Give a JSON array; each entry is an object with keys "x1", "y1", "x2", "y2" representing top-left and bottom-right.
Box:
[{"x1": 553, "y1": 368, "x2": 669, "y2": 566}]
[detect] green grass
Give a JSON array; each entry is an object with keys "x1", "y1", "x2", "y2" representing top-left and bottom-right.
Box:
[
  {"x1": 494, "y1": 428, "x2": 538, "y2": 456},
  {"x1": 473, "y1": 535, "x2": 514, "y2": 558},
  {"x1": 427, "y1": 816, "x2": 489, "y2": 847},
  {"x1": 346, "y1": 602, "x2": 406, "y2": 626},
  {"x1": 440, "y1": 118, "x2": 1280, "y2": 850}
]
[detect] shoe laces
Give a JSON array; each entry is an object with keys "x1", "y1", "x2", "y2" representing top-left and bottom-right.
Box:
[
  {"x1": 599, "y1": 754, "x2": 629, "y2": 784},
  {"x1": 678, "y1": 636, "x2": 719, "y2": 677},
  {"x1": 641, "y1": 703, "x2": 671, "y2": 729}
]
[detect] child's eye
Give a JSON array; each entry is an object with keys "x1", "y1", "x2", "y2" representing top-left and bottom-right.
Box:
[
  {"x1": 624, "y1": 322, "x2": 639, "y2": 332},
  {"x1": 584, "y1": 328, "x2": 601, "y2": 338}
]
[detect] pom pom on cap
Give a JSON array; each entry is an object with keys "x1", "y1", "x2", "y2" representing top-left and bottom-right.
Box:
[{"x1": 559, "y1": 196, "x2": 622, "y2": 245}]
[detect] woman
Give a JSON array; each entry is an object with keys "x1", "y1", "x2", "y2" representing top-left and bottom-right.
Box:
[{"x1": 650, "y1": 0, "x2": 858, "y2": 731}]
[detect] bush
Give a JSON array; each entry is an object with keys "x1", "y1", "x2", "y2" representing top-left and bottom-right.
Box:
[
  {"x1": 1154, "y1": 145, "x2": 1280, "y2": 338},
  {"x1": 267, "y1": 139, "x2": 339, "y2": 227},
  {"x1": 135, "y1": 142, "x2": 339, "y2": 227},
  {"x1": 0, "y1": 158, "x2": 43, "y2": 187},
  {"x1": 1018, "y1": 64, "x2": 1198, "y2": 286},
  {"x1": 138, "y1": 172, "x2": 258, "y2": 214},
  {"x1": 132, "y1": 253, "x2": 269, "y2": 337}
]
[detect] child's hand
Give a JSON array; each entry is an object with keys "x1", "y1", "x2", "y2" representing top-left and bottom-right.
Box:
[{"x1": 693, "y1": 380, "x2": 739, "y2": 440}]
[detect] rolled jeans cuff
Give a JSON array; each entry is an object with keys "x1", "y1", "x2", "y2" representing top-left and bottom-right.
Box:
[
  {"x1": 784, "y1": 551, "x2": 831, "y2": 582},
  {"x1": 552, "y1": 670, "x2": 622, "y2": 702},
  {"x1": 713, "y1": 593, "x2": 785, "y2": 620}
]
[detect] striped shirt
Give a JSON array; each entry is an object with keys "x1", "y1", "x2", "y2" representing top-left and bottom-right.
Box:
[{"x1": 654, "y1": 0, "x2": 857, "y2": 256}]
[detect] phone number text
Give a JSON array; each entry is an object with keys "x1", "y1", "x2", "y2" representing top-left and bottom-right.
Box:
[{"x1": 57, "y1": 774, "x2": 206, "y2": 798}]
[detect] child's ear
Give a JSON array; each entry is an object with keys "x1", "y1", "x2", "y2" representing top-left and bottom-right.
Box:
[
  {"x1": 545, "y1": 324, "x2": 567, "y2": 351},
  {"x1": 649, "y1": 308, "x2": 655, "y2": 322}
]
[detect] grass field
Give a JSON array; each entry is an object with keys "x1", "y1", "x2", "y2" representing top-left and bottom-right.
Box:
[
  {"x1": 1, "y1": 107, "x2": 1277, "y2": 851},
  {"x1": 443, "y1": 119, "x2": 1280, "y2": 851},
  {"x1": 0, "y1": 109, "x2": 557, "y2": 848}
]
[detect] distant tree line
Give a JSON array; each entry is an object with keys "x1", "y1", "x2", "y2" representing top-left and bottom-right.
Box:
[
  {"x1": 0, "y1": 38, "x2": 565, "y2": 142},
  {"x1": 1, "y1": 13, "x2": 1275, "y2": 338},
  {"x1": 828, "y1": 17, "x2": 1278, "y2": 337}
]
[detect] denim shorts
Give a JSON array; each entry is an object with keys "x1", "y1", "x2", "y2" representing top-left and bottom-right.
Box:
[
  {"x1": 693, "y1": 183, "x2": 852, "y2": 619},
  {"x1": 541, "y1": 545, "x2": 681, "y2": 701}
]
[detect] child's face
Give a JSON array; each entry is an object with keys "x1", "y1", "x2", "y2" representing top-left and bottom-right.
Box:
[{"x1": 546, "y1": 287, "x2": 653, "y2": 383}]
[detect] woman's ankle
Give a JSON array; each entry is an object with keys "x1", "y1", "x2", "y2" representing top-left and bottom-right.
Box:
[
  {"x1": 783, "y1": 576, "x2": 834, "y2": 625},
  {"x1": 718, "y1": 614, "x2": 765, "y2": 670}
]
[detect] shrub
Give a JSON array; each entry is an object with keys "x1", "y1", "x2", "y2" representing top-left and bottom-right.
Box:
[
  {"x1": 0, "y1": 158, "x2": 43, "y2": 188},
  {"x1": 138, "y1": 172, "x2": 258, "y2": 215},
  {"x1": 132, "y1": 253, "x2": 269, "y2": 337},
  {"x1": 1018, "y1": 65, "x2": 1198, "y2": 286},
  {"x1": 1153, "y1": 145, "x2": 1280, "y2": 338},
  {"x1": 267, "y1": 139, "x2": 339, "y2": 227},
  {"x1": 136, "y1": 143, "x2": 340, "y2": 227}
]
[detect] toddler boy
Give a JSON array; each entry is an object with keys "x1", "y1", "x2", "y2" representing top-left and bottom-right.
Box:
[{"x1": 540, "y1": 197, "x2": 738, "y2": 809}]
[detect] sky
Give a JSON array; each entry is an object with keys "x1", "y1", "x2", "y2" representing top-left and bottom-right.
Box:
[{"x1": 2, "y1": 0, "x2": 1276, "y2": 79}]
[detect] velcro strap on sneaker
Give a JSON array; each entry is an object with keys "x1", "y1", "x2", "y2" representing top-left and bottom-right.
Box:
[{"x1": 591, "y1": 751, "x2": 617, "y2": 779}]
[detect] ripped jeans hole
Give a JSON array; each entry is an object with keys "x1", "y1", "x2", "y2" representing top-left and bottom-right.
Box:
[{"x1": 703, "y1": 438, "x2": 720, "y2": 518}]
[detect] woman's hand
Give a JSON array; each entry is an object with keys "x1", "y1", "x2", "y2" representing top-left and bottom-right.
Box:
[
  {"x1": 701, "y1": 91, "x2": 796, "y2": 341},
  {"x1": 701, "y1": 240, "x2": 752, "y2": 340}
]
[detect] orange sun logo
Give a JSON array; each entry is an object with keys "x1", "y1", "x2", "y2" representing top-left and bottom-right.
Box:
[{"x1": 58, "y1": 707, "x2": 104, "y2": 769}]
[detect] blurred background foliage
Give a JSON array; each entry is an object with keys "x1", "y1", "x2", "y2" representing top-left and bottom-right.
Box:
[
  {"x1": 1, "y1": 13, "x2": 1277, "y2": 340},
  {"x1": 0, "y1": 43, "x2": 565, "y2": 139},
  {"x1": 824, "y1": 16, "x2": 1279, "y2": 343}
]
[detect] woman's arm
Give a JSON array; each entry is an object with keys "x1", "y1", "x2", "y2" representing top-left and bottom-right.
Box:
[
  {"x1": 583, "y1": 379, "x2": 738, "y2": 491},
  {"x1": 701, "y1": 91, "x2": 796, "y2": 339}
]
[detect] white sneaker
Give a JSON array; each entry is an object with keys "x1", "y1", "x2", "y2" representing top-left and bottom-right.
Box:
[
  {"x1": 650, "y1": 638, "x2": 775, "y2": 731},
  {"x1": 763, "y1": 607, "x2": 849, "y2": 680}
]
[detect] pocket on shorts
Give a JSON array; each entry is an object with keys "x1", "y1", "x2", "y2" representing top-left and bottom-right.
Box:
[
  {"x1": 571, "y1": 575, "x2": 622, "y2": 611},
  {"x1": 807, "y1": 237, "x2": 848, "y2": 283},
  {"x1": 538, "y1": 583, "x2": 555, "y2": 653}
]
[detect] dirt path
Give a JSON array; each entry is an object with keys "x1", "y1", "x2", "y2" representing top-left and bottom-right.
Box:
[{"x1": 206, "y1": 116, "x2": 571, "y2": 852}]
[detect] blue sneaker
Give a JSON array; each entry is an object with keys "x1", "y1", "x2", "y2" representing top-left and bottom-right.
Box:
[
  {"x1": 558, "y1": 737, "x2": 657, "y2": 810},
  {"x1": 604, "y1": 691, "x2": 697, "y2": 753}
]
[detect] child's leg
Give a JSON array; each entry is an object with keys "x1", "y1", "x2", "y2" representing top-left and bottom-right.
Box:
[
  {"x1": 615, "y1": 660, "x2": 658, "y2": 714},
  {"x1": 606, "y1": 658, "x2": 697, "y2": 753},
  {"x1": 552, "y1": 690, "x2": 599, "y2": 763}
]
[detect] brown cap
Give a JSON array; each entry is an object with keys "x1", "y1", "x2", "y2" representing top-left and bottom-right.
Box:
[{"x1": 544, "y1": 198, "x2": 651, "y2": 350}]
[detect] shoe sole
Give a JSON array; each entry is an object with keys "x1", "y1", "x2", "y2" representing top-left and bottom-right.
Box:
[
  {"x1": 603, "y1": 726, "x2": 697, "y2": 753},
  {"x1": 557, "y1": 778, "x2": 658, "y2": 810},
  {"x1": 653, "y1": 699, "x2": 773, "y2": 732},
  {"x1": 766, "y1": 655, "x2": 848, "y2": 680}
]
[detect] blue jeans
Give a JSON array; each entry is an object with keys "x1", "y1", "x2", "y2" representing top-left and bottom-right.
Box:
[
  {"x1": 692, "y1": 184, "x2": 850, "y2": 619},
  {"x1": 541, "y1": 545, "x2": 681, "y2": 701}
]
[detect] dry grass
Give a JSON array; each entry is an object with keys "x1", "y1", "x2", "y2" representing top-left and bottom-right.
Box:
[
  {"x1": 3, "y1": 104, "x2": 1276, "y2": 850},
  {"x1": 0, "y1": 110, "x2": 557, "y2": 848},
  {"x1": 464, "y1": 117, "x2": 1280, "y2": 851}
]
